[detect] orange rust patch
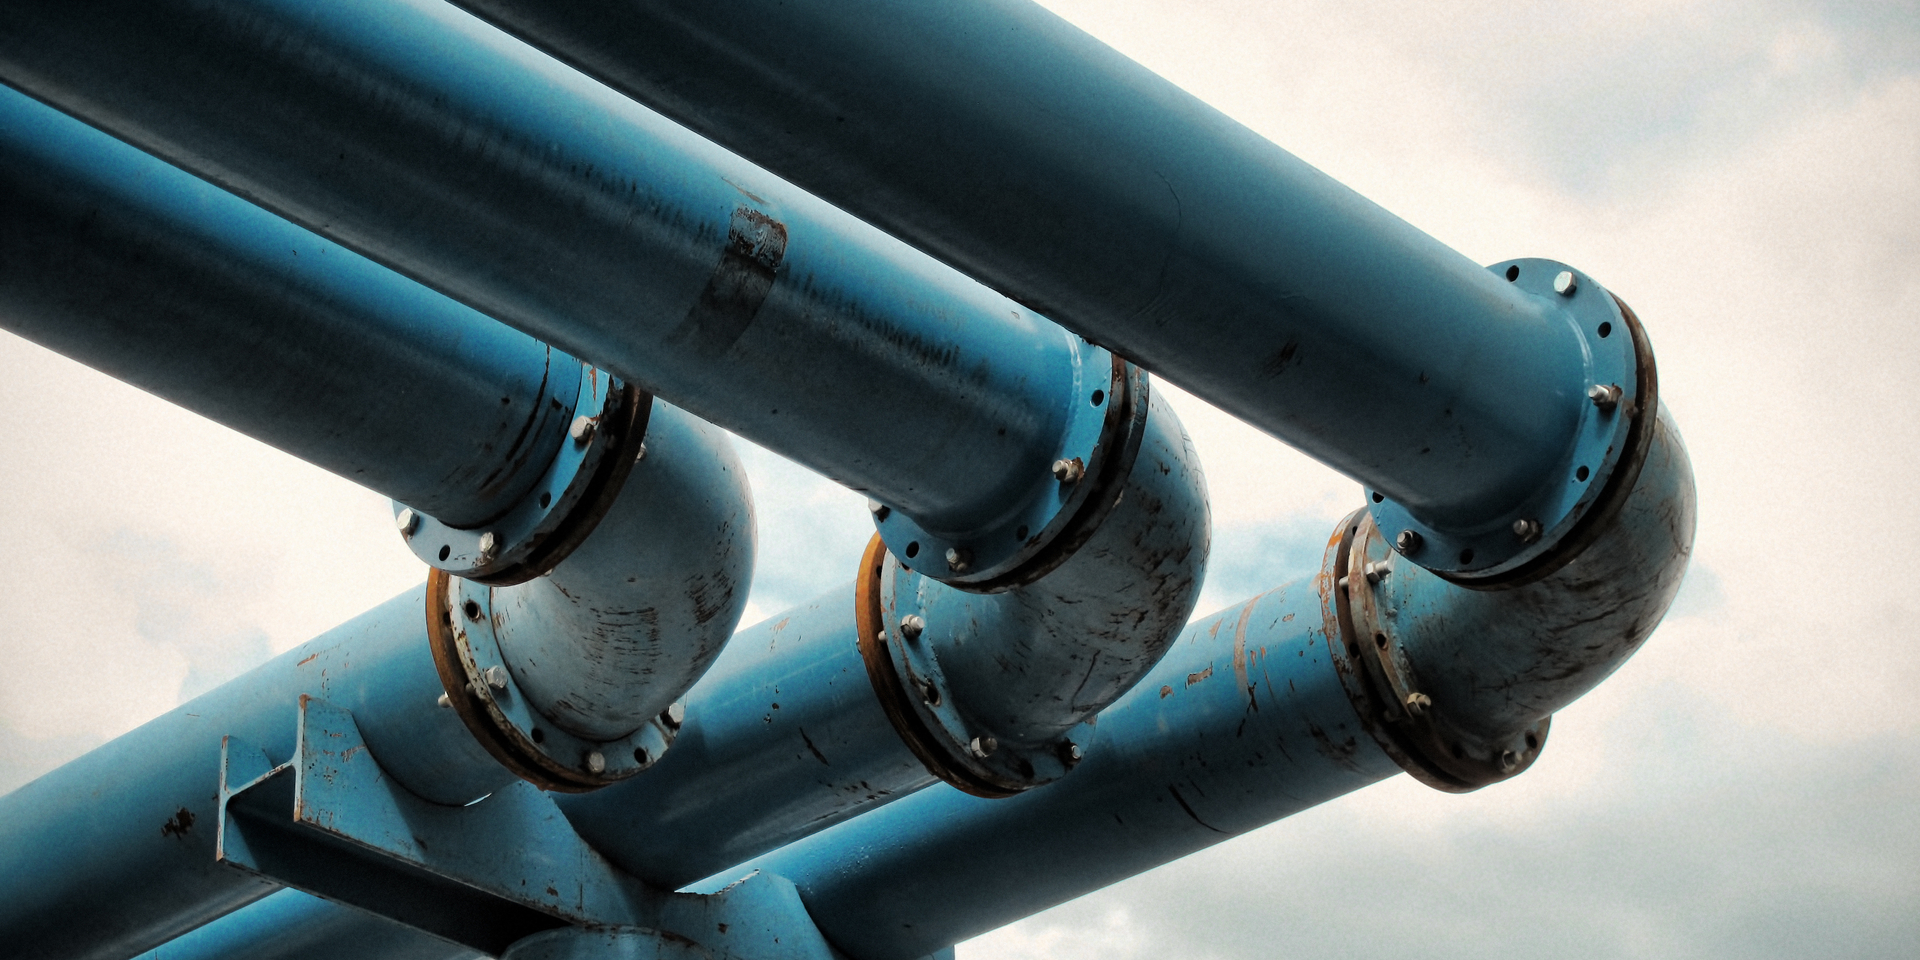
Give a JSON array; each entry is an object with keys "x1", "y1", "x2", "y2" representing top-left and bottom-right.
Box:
[
  {"x1": 297, "y1": 654, "x2": 318, "y2": 667},
  {"x1": 1160, "y1": 685, "x2": 1173, "y2": 698},
  {"x1": 1186, "y1": 665, "x2": 1213, "y2": 686}
]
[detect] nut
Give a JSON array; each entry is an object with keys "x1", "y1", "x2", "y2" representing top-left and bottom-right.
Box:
[
  {"x1": 1512, "y1": 518, "x2": 1542, "y2": 543},
  {"x1": 1588, "y1": 383, "x2": 1622, "y2": 411},
  {"x1": 477, "y1": 531, "x2": 499, "y2": 561},
  {"x1": 584, "y1": 750, "x2": 606, "y2": 774},
  {"x1": 662, "y1": 702, "x2": 686, "y2": 728},
  {"x1": 1051, "y1": 458, "x2": 1085, "y2": 483},
  {"x1": 396, "y1": 508, "x2": 420, "y2": 538},
  {"x1": 1395, "y1": 529, "x2": 1423, "y2": 555},
  {"x1": 1553, "y1": 270, "x2": 1578, "y2": 296},
  {"x1": 899, "y1": 614, "x2": 925, "y2": 641},
  {"x1": 569, "y1": 415, "x2": 597, "y2": 444},
  {"x1": 867, "y1": 498, "x2": 890, "y2": 521},
  {"x1": 483, "y1": 665, "x2": 510, "y2": 691},
  {"x1": 945, "y1": 547, "x2": 972, "y2": 573},
  {"x1": 1404, "y1": 692, "x2": 1431, "y2": 717},
  {"x1": 968, "y1": 736, "x2": 998, "y2": 758}
]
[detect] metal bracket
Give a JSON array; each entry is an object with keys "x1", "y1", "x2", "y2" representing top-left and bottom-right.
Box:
[
  {"x1": 1323, "y1": 511, "x2": 1549, "y2": 792},
  {"x1": 1366, "y1": 260, "x2": 1656, "y2": 583},
  {"x1": 215, "y1": 697, "x2": 840, "y2": 959},
  {"x1": 425, "y1": 568, "x2": 680, "y2": 793},
  {"x1": 872, "y1": 346, "x2": 1141, "y2": 591},
  {"x1": 395, "y1": 363, "x2": 652, "y2": 586}
]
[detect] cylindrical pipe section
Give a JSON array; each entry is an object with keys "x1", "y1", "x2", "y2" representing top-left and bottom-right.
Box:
[
  {"x1": 135, "y1": 890, "x2": 479, "y2": 960},
  {"x1": 757, "y1": 581, "x2": 1403, "y2": 960},
  {"x1": 494, "y1": 402, "x2": 754, "y2": 741},
  {"x1": 445, "y1": 0, "x2": 1590, "y2": 531},
  {"x1": 555, "y1": 391, "x2": 1207, "y2": 885},
  {"x1": 0, "y1": 0, "x2": 1091, "y2": 542},
  {"x1": 0, "y1": 82, "x2": 573, "y2": 528},
  {"x1": 0, "y1": 588, "x2": 514, "y2": 960}
]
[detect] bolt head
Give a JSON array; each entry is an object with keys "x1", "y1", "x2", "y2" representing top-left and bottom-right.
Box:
[
  {"x1": 483, "y1": 665, "x2": 510, "y2": 691},
  {"x1": 663, "y1": 702, "x2": 686, "y2": 727},
  {"x1": 1512, "y1": 518, "x2": 1542, "y2": 543},
  {"x1": 569, "y1": 415, "x2": 597, "y2": 444},
  {"x1": 867, "y1": 498, "x2": 890, "y2": 521},
  {"x1": 969, "y1": 736, "x2": 998, "y2": 758},
  {"x1": 436, "y1": 692, "x2": 451, "y2": 709},
  {"x1": 1499, "y1": 750, "x2": 1520, "y2": 772},
  {"x1": 1587, "y1": 382, "x2": 1622, "y2": 411},
  {"x1": 396, "y1": 508, "x2": 420, "y2": 538},
  {"x1": 899, "y1": 614, "x2": 925, "y2": 641},
  {"x1": 1060, "y1": 741, "x2": 1084, "y2": 764},
  {"x1": 1395, "y1": 529, "x2": 1423, "y2": 554},
  {"x1": 477, "y1": 531, "x2": 499, "y2": 560},
  {"x1": 584, "y1": 750, "x2": 606, "y2": 774},
  {"x1": 1553, "y1": 270, "x2": 1578, "y2": 296},
  {"x1": 1051, "y1": 457, "x2": 1085, "y2": 483},
  {"x1": 1404, "y1": 692, "x2": 1431, "y2": 717},
  {"x1": 945, "y1": 547, "x2": 972, "y2": 573}
]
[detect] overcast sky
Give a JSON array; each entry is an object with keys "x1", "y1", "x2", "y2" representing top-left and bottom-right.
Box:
[{"x1": 2, "y1": 0, "x2": 1916, "y2": 958}]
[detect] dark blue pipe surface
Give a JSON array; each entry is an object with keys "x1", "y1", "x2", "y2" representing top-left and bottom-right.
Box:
[
  {"x1": 449, "y1": 0, "x2": 1589, "y2": 531},
  {"x1": 0, "y1": 0, "x2": 1092, "y2": 540},
  {"x1": 0, "y1": 85, "x2": 573, "y2": 528},
  {"x1": 137, "y1": 891, "x2": 478, "y2": 960}
]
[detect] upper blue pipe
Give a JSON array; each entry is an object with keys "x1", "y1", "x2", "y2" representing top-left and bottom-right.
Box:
[
  {"x1": 447, "y1": 0, "x2": 1590, "y2": 532},
  {"x1": 0, "y1": 85, "x2": 574, "y2": 529},
  {"x1": 0, "y1": 0, "x2": 1093, "y2": 541}
]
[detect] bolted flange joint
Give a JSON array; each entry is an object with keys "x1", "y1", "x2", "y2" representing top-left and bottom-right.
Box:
[
  {"x1": 867, "y1": 341, "x2": 1146, "y2": 593},
  {"x1": 426, "y1": 569, "x2": 682, "y2": 792},
  {"x1": 394, "y1": 362, "x2": 652, "y2": 586},
  {"x1": 1322, "y1": 512, "x2": 1548, "y2": 792},
  {"x1": 1365, "y1": 259, "x2": 1657, "y2": 585}
]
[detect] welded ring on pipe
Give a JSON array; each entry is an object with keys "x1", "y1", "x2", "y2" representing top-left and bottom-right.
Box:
[
  {"x1": 871, "y1": 346, "x2": 1132, "y2": 592},
  {"x1": 426, "y1": 568, "x2": 681, "y2": 793},
  {"x1": 1321, "y1": 511, "x2": 1549, "y2": 792},
  {"x1": 395, "y1": 365, "x2": 652, "y2": 586},
  {"x1": 1367, "y1": 260, "x2": 1656, "y2": 584}
]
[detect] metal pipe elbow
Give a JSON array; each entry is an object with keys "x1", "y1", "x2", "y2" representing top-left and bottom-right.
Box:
[
  {"x1": 417, "y1": 401, "x2": 756, "y2": 796},
  {"x1": 859, "y1": 377, "x2": 1211, "y2": 795},
  {"x1": 1324, "y1": 401, "x2": 1695, "y2": 791}
]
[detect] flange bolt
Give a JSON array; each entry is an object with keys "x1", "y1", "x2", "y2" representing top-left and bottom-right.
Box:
[
  {"x1": 1059, "y1": 741, "x2": 1084, "y2": 765},
  {"x1": 483, "y1": 665, "x2": 511, "y2": 691},
  {"x1": 918, "y1": 677, "x2": 942, "y2": 707},
  {"x1": 662, "y1": 702, "x2": 686, "y2": 729},
  {"x1": 1512, "y1": 518, "x2": 1542, "y2": 543},
  {"x1": 946, "y1": 547, "x2": 972, "y2": 573},
  {"x1": 1499, "y1": 750, "x2": 1520, "y2": 772},
  {"x1": 584, "y1": 750, "x2": 606, "y2": 775},
  {"x1": 1404, "y1": 692, "x2": 1431, "y2": 717},
  {"x1": 1395, "y1": 529, "x2": 1423, "y2": 555},
  {"x1": 1051, "y1": 458, "x2": 1085, "y2": 483},
  {"x1": 899, "y1": 614, "x2": 925, "y2": 641},
  {"x1": 1588, "y1": 383, "x2": 1622, "y2": 411},
  {"x1": 1553, "y1": 271, "x2": 1578, "y2": 296},
  {"x1": 867, "y1": 498, "x2": 890, "y2": 521},
  {"x1": 396, "y1": 508, "x2": 420, "y2": 538},
  {"x1": 569, "y1": 415, "x2": 597, "y2": 444},
  {"x1": 477, "y1": 531, "x2": 499, "y2": 561},
  {"x1": 969, "y1": 736, "x2": 998, "y2": 759}
]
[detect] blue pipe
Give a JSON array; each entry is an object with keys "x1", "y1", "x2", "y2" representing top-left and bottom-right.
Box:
[
  {"x1": 0, "y1": 83, "x2": 572, "y2": 529},
  {"x1": 137, "y1": 891, "x2": 477, "y2": 960},
  {"x1": 445, "y1": 0, "x2": 1607, "y2": 554},
  {"x1": 0, "y1": 0, "x2": 1114, "y2": 579},
  {"x1": 752, "y1": 410, "x2": 1695, "y2": 960},
  {"x1": 0, "y1": 401, "x2": 755, "y2": 959}
]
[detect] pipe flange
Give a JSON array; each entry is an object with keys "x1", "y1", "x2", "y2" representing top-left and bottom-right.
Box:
[
  {"x1": 1322, "y1": 511, "x2": 1549, "y2": 792},
  {"x1": 395, "y1": 364, "x2": 652, "y2": 586},
  {"x1": 855, "y1": 535, "x2": 1092, "y2": 797},
  {"x1": 1367, "y1": 260, "x2": 1656, "y2": 584},
  {"x1": 425, "y1": 569, "x2": 682, "y2": 793},
  {"x1": 871, "y1": 343, "x2": 1144, "y2": 592}
]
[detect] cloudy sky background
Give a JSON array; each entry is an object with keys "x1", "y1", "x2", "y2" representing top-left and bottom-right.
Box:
[{"x1": 1, "y1": 0, "x2": 1916, "y2": 957}]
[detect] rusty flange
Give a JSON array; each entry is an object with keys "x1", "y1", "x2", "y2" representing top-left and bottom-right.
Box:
[{"x1": 1322, "y1": 511, "x2": 1549, "y2": 793}]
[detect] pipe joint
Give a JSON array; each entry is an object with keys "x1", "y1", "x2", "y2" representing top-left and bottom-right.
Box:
[
  {"x1": 858, "y1": 381, "x2": 1208, "y2": 796},
  {"x1": 394, "y1": 364, "x2": 652, "y2": 586},
  {"x1": 1328, "y1": 395, "x2": 1696, "y2": 792},
  {"x1": 869, "y1": 346, "x2": 1129, "y2": 591},
  {"x1": 425, "y1": 402, "x2": 754, "y2": 794},
  {"x1": 1367, "y1": 262, "x2": 1653, "y2": 584}
]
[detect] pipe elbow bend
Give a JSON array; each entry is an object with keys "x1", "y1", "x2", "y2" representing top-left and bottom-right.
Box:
[
  {"x1": 859, "y1": 379, "x2": 1211, "y2": 795},
  {"x1": 1325, "y1": 402, "x2": 1696, "y2": 791},
  {"x1": 431, "y1": 401, "x2": 756, "y2": 794}
]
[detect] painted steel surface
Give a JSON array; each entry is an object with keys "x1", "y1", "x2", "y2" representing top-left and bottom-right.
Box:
[
  {"x1": 0, "y1": 84, "x2": 573, "y2": 529},
  {"x1": 448, "y1": 0, "x2": 1611, "y2": 551},
  {"x1": 136, "y1": 890, "x2": 475, "y2": 960},
  {"x1": 0, "y1": 0, "x2": 1106, "y2": 561},
  {"x1": 755, "y1": 578, "x2": 1404, "y2": 960}
]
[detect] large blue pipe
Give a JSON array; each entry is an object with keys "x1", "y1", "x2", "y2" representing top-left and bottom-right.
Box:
[
  {"x1": 446, "y1": 0, "x2": 1591, "y2": 537},
  {"x1": 0, "y1": 84, "x2": 572, "y2": 529},
  {"x1": 0, "y1": 0, "x2": 1104, "y2": 556}
]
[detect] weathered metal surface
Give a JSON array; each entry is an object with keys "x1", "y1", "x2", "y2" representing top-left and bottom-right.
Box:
[
  {"x1": 867, "y1": 382, "x2": 1210, "y2": 793},
  {"x1": 396, "y1": 370, "x2": 651, "y2": 586},
  {"x1": 0, "y1": 82, "x2": 572, "y2": 529},
  {"x1": 441, "y1": 0, "x2": 1610, "y2": 561},
  {"x1": 0, "y1": 0, "x2": 1122, "y2": 578},
  {"x1": 137, "y1": 890, "x2": 477, "y2": 960},
  {"x1": 754, "y1": 579, "x2": 1403, "y2": 960}
]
